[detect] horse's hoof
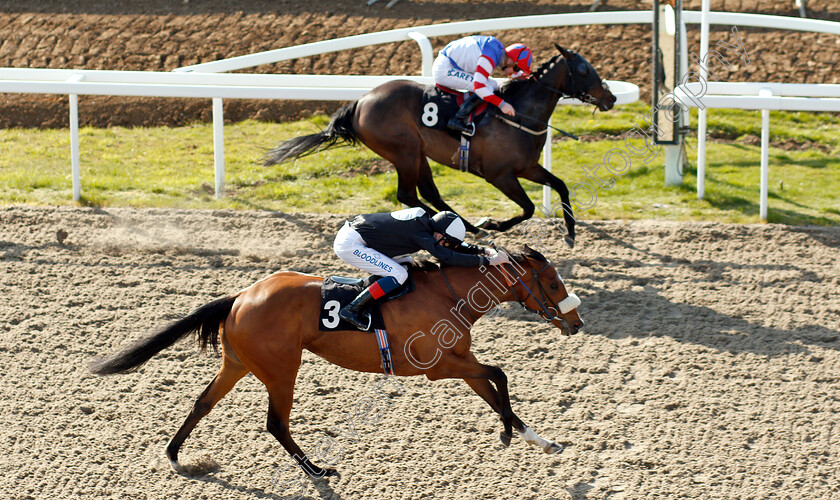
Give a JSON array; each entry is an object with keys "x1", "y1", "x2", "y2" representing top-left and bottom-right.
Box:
[
  {"x1": 473, "y1": 229, "x2": 490, "y2": 240},
  {"x1": 476, "y1": 217, "x2": 491, "y2": 229},
  {"x1": 307, "y1": 467, "x2": 340, "y2": 480},
  {"x1": 324, "y1": 468, "x2": 340, "y2": 478},
  {"x1": 499, "y1": 431, "x2": 513, "y2": 447},
  {"x1": 564, "y1": 234, "x2": 575, "y2": 249},
  {"x1": 545, "y1": 442, "x2": 564, "y2": 454},
  {"x1": 169, "y1": 459, "x2": 182, "y2": 472}
]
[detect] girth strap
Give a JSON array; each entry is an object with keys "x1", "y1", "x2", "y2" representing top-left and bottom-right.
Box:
[
  {"x1": 373, "y1": 327, "x2": 394, "y2": 376},
  {"x1": 458, "y1": 136, "x2": 470, "y2": 172}
]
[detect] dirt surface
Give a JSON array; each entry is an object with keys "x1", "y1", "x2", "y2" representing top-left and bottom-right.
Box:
[
  {"x1": 1, "y1": 0, "x2": 838, "y2": 128},
  {"x1": 1, "y1": 205, "x2": 839, "y2": 499}
]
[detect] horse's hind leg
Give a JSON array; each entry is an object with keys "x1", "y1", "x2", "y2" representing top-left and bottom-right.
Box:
[
  {"x1": 416, "y1": 160, "x2": 484, "y2": 236},
  {"x1": 166, "y1": 355, "x2": 249, "y2": 470},
  {"x1": 253, "y1": 349, "x2": 339, "y2": 479},
  {"x1": 265, "y1": 381, "x2": 340, "y2": 479}
]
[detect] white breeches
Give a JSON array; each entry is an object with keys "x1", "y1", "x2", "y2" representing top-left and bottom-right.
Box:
[
  {"x1": 333, "y1": 222, "x2": 409, "y2": 284},
  {"x1": 432, "y1": 55, "x2": 500, "y2": 94}
]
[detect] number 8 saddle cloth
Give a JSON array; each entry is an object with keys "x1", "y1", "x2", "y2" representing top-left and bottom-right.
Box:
[{"x1": 421, "y1": 85, "x2": 491, "y2": 136}]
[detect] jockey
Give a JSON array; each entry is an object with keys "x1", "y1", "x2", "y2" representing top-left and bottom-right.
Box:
[
  {"x1": 432, "y1": 35, "x2": 533, "y2": 136},
  {"x1": 333, "y1": 207, "x2": 511, "y2": 330}
]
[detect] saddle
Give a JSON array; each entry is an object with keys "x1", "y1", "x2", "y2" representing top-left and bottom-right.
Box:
[
  {"x1": 421, "y1": 85, "x2": 491, "y2": 139},
  {"x1": 319, "y1": 273, "x2": 414, "y2": 376},
  {"x1": 318, "y1": 273, "x2": 414, "y2": 333}
]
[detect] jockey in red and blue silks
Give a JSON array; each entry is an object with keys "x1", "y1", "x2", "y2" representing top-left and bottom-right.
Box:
[{"x1": 432, "y1": 35, "x2": 533, "y2": 136}]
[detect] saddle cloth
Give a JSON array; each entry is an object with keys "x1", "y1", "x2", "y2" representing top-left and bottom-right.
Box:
[
  {"x1": 319, "y1": 274, "x2": 413, "y2": 376},
  {"x1": 421, "y1": 85, "x2": 490, "y2": 137},
  {"x1": 318, "y1": 274, "x2": 413, "y2": 333}
]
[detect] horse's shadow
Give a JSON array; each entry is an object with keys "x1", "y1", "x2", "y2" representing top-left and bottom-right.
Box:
[
  {"x1": 790, "y1": 225, "x2": 840, "y2": 249},
  {"x1": 505, "y1": 222, "x2": 840, "y2": 357},
  {"x1": 573, "y1": 283, "x2": 837, "y2": 357},
  {"x1": 188, "y1": 471, "x2": 345, "y2": 500}
]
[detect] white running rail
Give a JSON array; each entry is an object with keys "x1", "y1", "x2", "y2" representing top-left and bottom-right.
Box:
[
  {"x1": 675, "y1": 82, "x2": 840, "y2": 220},
  {"x1": 688, "y1": 7, "x2": 840, "y2": 220},
  {"x1": 0, "y1": 11, "x2": 646, "y2": 202}
]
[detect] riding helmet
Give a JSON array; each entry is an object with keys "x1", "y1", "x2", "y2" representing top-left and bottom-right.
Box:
[
  {"x1": 505, "y1": 43, "x2": 533, "y2": 75},
  {"x1": 431, "y1": 211, "x2": 466, "y2": 243}
]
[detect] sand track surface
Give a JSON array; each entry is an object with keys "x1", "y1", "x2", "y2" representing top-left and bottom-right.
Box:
[{"x1": 1, "y1": 206, "x2": 839, "y2": 499}]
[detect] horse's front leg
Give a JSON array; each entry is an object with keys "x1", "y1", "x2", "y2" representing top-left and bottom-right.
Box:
[
  {"x1": 427, "y1": 352, "x2": 562, "y2": 454},
  {"x1": 459, "y1": 355, "x2": 562, "y2": 454},
  {"x1": 476, "y1": 173, "x2": 535, "y2": 232},
  {"x1": 521, "y1": 164, "x2": 576, "y2": 248}
]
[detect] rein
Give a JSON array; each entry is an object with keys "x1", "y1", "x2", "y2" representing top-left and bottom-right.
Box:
[
  {"x1": 492, "y1": 114, "x2": 552, "y2": 136},
  {"x1": 502, "y1": 262, "x2": 565, "y2": 324},
  {"x1": 439, "y1": 259, "x2": 574, "y2": 326},
  {"x1": 439, "y1": 266, "x2": 478, "y2": 323},
  {"x1": 494, "y1": 58, "x2": 594, "y2": 140}
]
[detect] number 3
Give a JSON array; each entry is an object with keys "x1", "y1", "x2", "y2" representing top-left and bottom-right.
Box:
[
  {"x1": 322, "y1": 300, "x2": 341, "y2": 328},
  {"x1": 422, "y1": 102, "x2": 439, "y2": 127}
]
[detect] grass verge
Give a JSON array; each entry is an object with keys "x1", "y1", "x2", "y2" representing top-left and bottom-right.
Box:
[{"x1": 0, "y1": 102, "x2": 837, "y2": 225}]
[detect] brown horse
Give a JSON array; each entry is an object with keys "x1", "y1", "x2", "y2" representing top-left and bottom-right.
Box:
[
  {"x1": 263, "y1": 45, "x2": 616, "y2": 248},
  {"x1": 89, "y1": 247, "x2": 583, "y2": 479}
]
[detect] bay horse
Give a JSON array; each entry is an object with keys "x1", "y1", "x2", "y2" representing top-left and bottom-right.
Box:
[
  {"x1": 89, "y1": 247, "x2": 584, "y2": 479},
  {"x1": 263, "y1": 45, "x2": 616, "y2": 248}
]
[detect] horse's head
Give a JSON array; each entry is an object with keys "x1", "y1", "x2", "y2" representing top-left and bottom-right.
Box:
[
  {"x1": 551, "y1": 44, "x2": 616, "y2": 112},
  {"x1": 507, "y1": 247, "x2": 584, "y2": 336}
]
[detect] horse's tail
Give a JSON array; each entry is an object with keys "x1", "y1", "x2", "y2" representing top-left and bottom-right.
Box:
[
  {"x1": 263, "y1": 101, "x2": 360, "y2": 166},
  {"x1": 88, "y1": 295, "x2": 237, "y2": 375}
]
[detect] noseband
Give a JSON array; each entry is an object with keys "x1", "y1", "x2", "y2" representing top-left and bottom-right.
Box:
[
  {"x1": 502, "y1": 262, "x2": 577, "y2": 324},
  {"x1": 531, "y1": 56, "x2": 609, "y2": 106}
]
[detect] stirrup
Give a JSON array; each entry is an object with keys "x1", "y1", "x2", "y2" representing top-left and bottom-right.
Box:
[
  {"x1": 447, "y1": 120, "x2": 475, "y2": 137},
  {"x1": 340, "y1": 309, "x2": 372, "y2": 331}
]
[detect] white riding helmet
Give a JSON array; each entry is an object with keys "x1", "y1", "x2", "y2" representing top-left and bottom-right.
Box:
[{"x1": 431, "y1": 211, "x2": 466, "y2": 243}]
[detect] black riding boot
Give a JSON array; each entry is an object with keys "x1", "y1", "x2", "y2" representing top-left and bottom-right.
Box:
[
  {"x1": 339, "y1": 286, "x2": 376, "y2": 330},
  {"x1": 447, "y1": 94, "x2": 482, "y2": 136}
]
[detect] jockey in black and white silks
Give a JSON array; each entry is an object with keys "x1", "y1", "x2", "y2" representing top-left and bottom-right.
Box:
[{"x1": 333, "y1": 207, "x2": 510, "y2": 330}]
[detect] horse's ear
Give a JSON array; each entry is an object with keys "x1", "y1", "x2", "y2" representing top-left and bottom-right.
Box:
[{"x1": 555, "y1": 44, "x2": 573, "y2": 59}]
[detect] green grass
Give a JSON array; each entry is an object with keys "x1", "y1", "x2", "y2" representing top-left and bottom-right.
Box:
[{"x1": 0, "y1": 102, "x2": 838, "y2": 225}]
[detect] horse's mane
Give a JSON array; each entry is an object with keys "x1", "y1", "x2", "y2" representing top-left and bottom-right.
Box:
[
  {"x1": 499, "y1": 54, "x2": 564, "y2": 99},
  {"x1": 508, "y1": 245, "x2": 549, "y2": 265},
  {"x1": 406, "y1": 259, "x2": 442, "y2": 272},
  {"x1": 407, "y1": 245, "x2": 548, "y2": 273}
]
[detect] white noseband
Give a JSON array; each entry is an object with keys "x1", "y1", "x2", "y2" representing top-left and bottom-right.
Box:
[{"x1": 558, "y1": 293, "x2": 581, "y2": 314}]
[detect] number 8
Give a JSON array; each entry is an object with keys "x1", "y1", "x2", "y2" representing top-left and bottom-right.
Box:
[{"x1": 422, "y1": 102, "x2": 439, "y2": 127}]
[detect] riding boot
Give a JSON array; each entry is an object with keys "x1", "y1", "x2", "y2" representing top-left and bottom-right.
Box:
[
  {"x1": 447, "y1": 93, "x2": 482, "y2": 136},
  {"x1": 339, "y1": 276, "x2": 400, "y2": 331},
  {"x1": 339, "y1": 287, "x2": 376, "y2": 331}
]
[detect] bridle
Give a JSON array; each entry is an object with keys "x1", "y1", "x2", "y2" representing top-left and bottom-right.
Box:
[
  {"x1": 500, "y1": 262, "x2": 570, "y2": 324},
  {"x1": 530, "y1": 54, "x2": 610, "y2": 107},
  {"x1": 438, "y1": 258, "x2": 578, "y2": 326}
]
